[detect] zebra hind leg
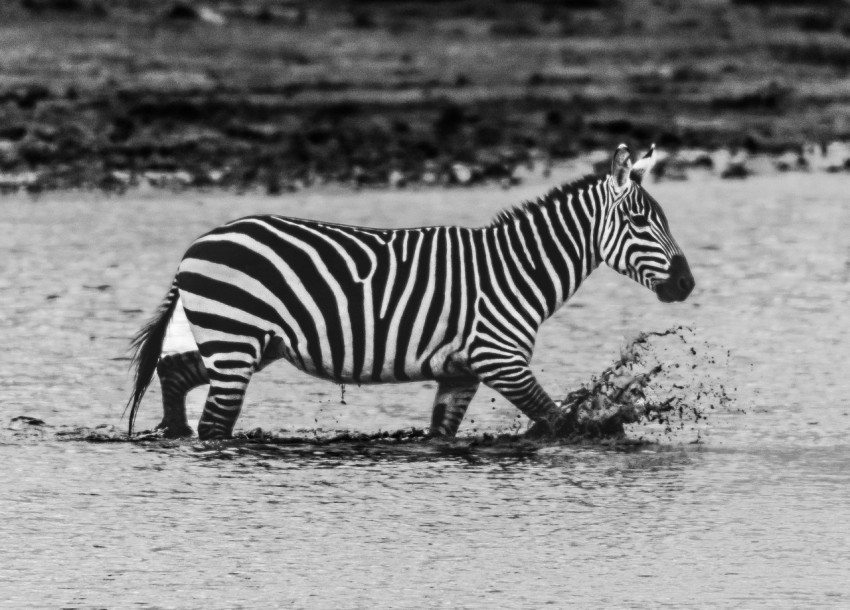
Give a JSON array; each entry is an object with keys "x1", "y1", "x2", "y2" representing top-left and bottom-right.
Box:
[
  {"x1": 196, "y1": 356, "x2": 258, "y2": 441},
  {"x1": 156, "y1": 351, "x2": 209, "y2": 438},
  {"x1": 429, "y1": 379, "x2": 480, "y2": 437}
]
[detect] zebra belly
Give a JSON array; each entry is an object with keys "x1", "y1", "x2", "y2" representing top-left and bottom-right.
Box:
[
  {"x1": 176, "y1": 282, "x2": 471, "y2": 384},
  {"x1": 260, "y1": 330, "x2": 472, "y2": 384}
]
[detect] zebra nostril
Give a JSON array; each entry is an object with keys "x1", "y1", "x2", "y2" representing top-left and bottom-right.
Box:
[{"x1": 678, "y1": 275, "x2": 694, "y2": 292}]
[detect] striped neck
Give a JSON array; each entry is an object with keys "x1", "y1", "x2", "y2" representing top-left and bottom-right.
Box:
[{"x1": 482, "y1": 176, "x2": 608, "y2": 321}]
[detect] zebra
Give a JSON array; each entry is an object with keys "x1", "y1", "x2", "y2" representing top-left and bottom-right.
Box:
[{"x1": 126, "y1": 144, "x2": 694, "y2": 440}]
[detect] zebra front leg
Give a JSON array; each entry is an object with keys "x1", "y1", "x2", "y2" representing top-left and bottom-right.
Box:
[
  {"x1": 156, "y1": 351, "x2": 209, "y2": 438},
  {"x1": 429, "y1": 379, "x2": 480, "y2": 437},
  {"x1": 196, "y1": 359, "x2": 257, "y2": 440},
  {"x1": 472, "y1": 356, "x2": 573, "y2": 436}
]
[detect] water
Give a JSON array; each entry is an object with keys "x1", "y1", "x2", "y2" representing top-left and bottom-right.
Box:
[{"x1": 2, "y1": 173, "x2": 849, "y2": 608}]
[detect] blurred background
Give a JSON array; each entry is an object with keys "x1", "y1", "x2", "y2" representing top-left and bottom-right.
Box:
[{"x1": 1, "y1": 0, "x2": 850, "y2": 193}]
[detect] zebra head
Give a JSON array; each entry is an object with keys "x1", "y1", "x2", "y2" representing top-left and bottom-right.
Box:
[{"x1": 600, "y1": 144, "x2": 695, "y2": 303}]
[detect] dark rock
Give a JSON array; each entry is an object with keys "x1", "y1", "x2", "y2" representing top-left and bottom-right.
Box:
[
  {"x1": 165, "y1": 2, "x2": 199, "y2": 20},
  {"x1": 0, "y1": 126, "x2": 27, "y2": 141}
]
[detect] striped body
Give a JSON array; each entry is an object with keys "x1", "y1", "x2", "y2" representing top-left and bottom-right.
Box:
[
  {"x1": 179, "y1": 220, "x2": 480, "y2": 384},
  {"x1": 126, "y1": 145, "x2": 695, "y2": 439},
  {"x1": 177, "y1": 203, "x2": 596, "y2": 384}
]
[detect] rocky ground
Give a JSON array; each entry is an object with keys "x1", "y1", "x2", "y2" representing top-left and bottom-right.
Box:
[{"x1": 2, "y1": 0, "x2": 850, "y2": 192}]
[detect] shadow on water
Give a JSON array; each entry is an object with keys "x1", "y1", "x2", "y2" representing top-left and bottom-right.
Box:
[{"x1": 5, "y1": 421, "x2": 699, "y2": 475}]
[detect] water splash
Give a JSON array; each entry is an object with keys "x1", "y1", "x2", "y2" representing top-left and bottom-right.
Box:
[{"x1": 549, "y1": 326, "x2": 734, "y2": 443}]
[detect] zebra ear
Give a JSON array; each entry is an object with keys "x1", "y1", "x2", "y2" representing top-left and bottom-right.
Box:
[
  {"x1": 611, "y1": 144, "x2": 632, "y2": 190},
  {"x1": 630, "y1": 144, "x2": 656, "y2": 185}
]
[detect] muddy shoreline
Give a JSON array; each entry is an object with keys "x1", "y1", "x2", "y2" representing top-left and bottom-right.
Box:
[{"x1": 3, "y1": 1, "x2": 850, "y2": 192}]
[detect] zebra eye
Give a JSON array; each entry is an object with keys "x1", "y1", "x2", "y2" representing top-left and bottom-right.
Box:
[{"x1": 631, "y1": 212, "x2": 649, "y2": 228}]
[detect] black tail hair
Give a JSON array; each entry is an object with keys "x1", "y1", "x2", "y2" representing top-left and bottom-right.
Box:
[{"x1": 124, "y1": 280, "x2": 180, "y2": 435}]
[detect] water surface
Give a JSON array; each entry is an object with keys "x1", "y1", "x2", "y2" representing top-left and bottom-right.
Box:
[{"x1": 2, "y1": 174, "x2": 848, "y2": 607}]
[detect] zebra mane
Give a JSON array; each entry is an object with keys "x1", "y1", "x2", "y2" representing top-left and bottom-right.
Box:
[{"x1": 488, "y1": 174, "x2": 605, "y2": 228}]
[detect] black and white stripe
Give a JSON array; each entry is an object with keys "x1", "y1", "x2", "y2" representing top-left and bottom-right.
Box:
[{"x1": 127, "y1": 144, "x2": 694, "y2": 439}]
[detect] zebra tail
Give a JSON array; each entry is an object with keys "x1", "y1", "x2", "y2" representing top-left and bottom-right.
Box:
[{"x1": 125, "y1": 279, "x2": 180, "y2": 436}]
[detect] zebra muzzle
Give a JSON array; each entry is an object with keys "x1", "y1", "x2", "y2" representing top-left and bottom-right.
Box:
[{"x1": 656, "y1": 255, "x2": 695, "y2": 302}]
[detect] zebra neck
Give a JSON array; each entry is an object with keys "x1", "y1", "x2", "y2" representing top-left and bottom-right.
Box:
[{"x1": 482, "y1": 180, "x2": 604, "y2": 322}]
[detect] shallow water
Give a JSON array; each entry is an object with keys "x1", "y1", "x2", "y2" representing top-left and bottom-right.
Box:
[{"x1": 2, "y1": 174, "x2": 849, "y2": 607}]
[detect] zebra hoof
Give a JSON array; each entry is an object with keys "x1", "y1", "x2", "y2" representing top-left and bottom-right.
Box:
[
  {"x1": 525, "y1": 420, "x2": 553, "y2": 438},
  {"x1": 426, "y1": 427, "x2": 452, "y2": 439},
  {"x1": 155, "y1": 421, "x2": 194, "y2": 438},
  {"x1": 197, "y1": 422, "x2": 233, "y2": 441},
  {"x1": 526, "y1": 417, "x2": 576, "y2": 439}
]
